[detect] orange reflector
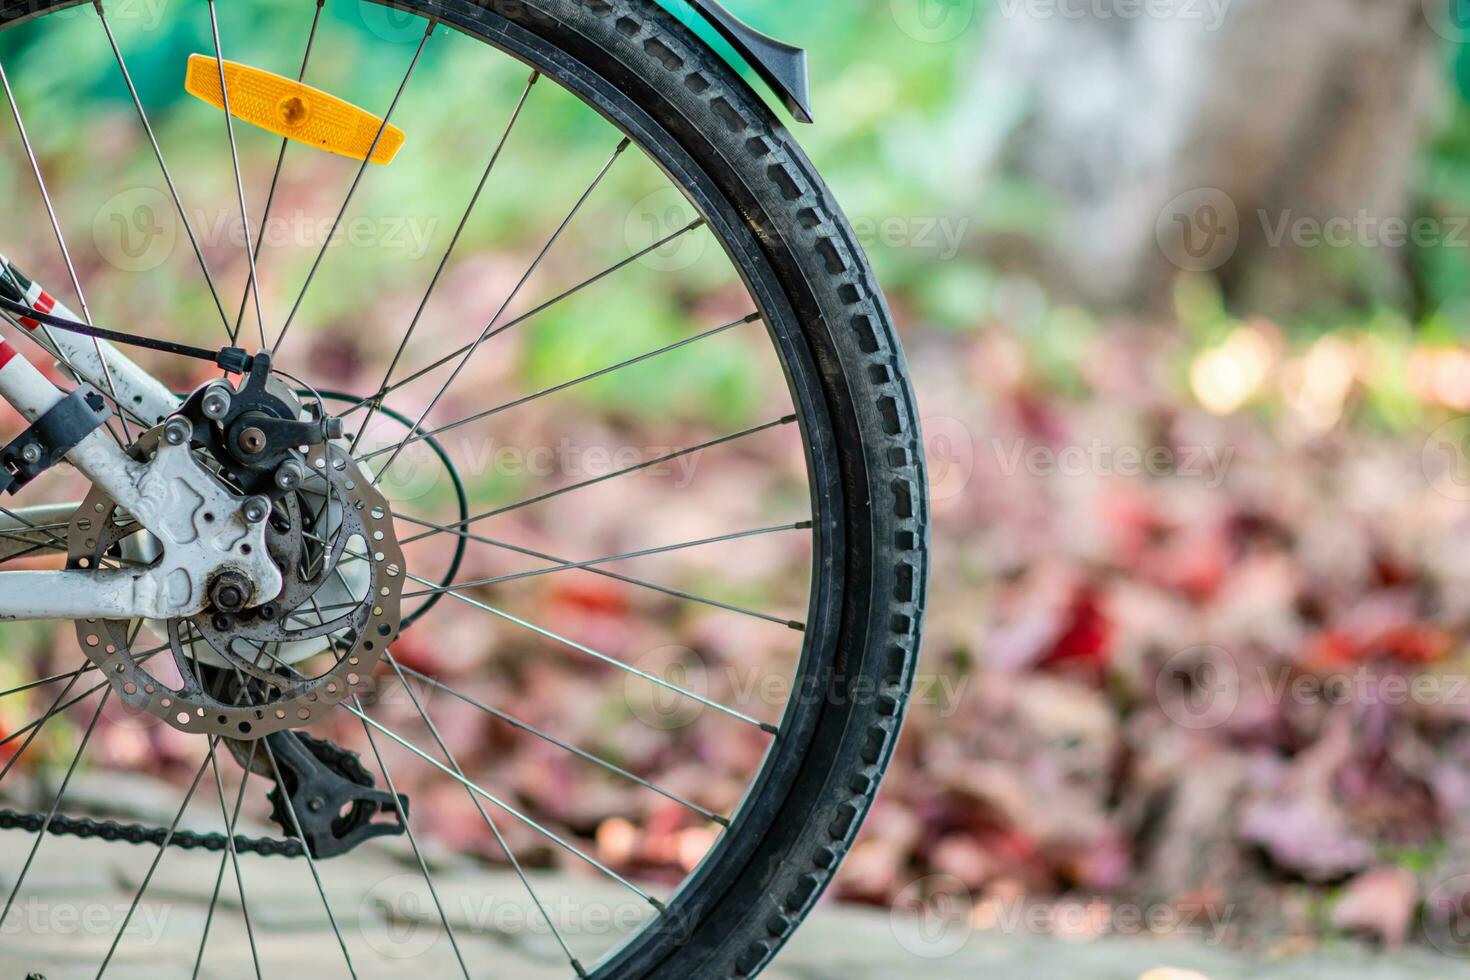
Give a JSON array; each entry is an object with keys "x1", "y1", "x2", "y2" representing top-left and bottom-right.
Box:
[{"x1": 184, "y1": 55, "x2": 405, "y2": 165}]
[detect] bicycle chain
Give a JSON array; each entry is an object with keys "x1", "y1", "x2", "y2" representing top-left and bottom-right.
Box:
[
  {"x1": 0, "y1": 735, "x2": 391, "y2": 858},
  {"x1": 0, "y1": 809, "x2": 305, "y2": 858}
]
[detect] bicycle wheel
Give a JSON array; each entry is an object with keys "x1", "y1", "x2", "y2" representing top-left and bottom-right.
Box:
[{"x1": 0, "y1": 1, "x2": 928, "y2": 976}]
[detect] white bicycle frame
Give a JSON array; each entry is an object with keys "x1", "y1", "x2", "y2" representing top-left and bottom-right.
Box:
[{"x1": 0, "y1": 287, "x2": 282, "y2": 622}]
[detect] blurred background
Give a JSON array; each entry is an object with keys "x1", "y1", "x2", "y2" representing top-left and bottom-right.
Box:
[{"x1": 3, "y1": 0, "x2": 1470, "y2": 975}]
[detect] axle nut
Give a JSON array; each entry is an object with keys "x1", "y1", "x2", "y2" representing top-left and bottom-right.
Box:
[{"x1": 209, "y1": 570, "x2": 253, "y2": 614}]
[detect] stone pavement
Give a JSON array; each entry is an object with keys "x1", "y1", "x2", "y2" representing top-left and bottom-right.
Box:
[{"x1": 0, "y1": 823, "x2": 1459, "y2": 979}]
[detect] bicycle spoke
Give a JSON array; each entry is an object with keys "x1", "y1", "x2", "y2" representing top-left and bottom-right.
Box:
[
  {"x1": 0, "y1": 665, "x2": 88, "y2": 785},
  {"x1": 261, "y1": 735, "x2": 359, "y2": 979},
  {"x1": 0, "y1": 56, "x2": 132, "y2": 444},
  {"x1": 350, "y1": 695, "x2": 470, "y2": 979},
  {"x1": 389, "y1": 654, "x2": 727, "y2": 826},
  {"x1": 194, "y1": 738, "x2": 262, "y2": 980},
  {"x1": 399, "y1": 416, "x2": 796, "y2": 544},
  {"x1": 336, "y1": 217, "x2": 707, "y2": 419},
  {"x1": 0, "y1": 661, "x2": 86, "y2": 701},
  {"x1": 359, "y1": 312, "x2": 757, "y2": 461},
  {"x1": 205, "y1": 0, "x2": 266, "y2": 347},
  {"x1": 402, "y1": 567, "x2": 776, "y2": 733},
  {"x1": 372, "y1": 136, "x2": 632, "y2": 483},
  {"x1": 400, "y1": 520, "x2": 808, "y2": 620},
  {"x1": 0, "y1": 504, "x2": 68, "y2": 550},
  {"x1": 391, "y1": 511, "x2": 805, "y2": 628},
  {"x1": 97, "y1": 752, "x2": 213, "y2": 976},
  {"x1": 0, "y1": 687, "x2": 110, "y2": 932},
  {"x1": 94, "y1": 0, "x2": 232, "y2": 335},
  {"x1": 349, "y1": 69, "x2": 540, "y2": 455},
  {"x1": 0, "y1": 641, "x2": 167, "y2": 764},
  {"x1": 337, "y1": 699, "x2": 662, "y2": 910},
  {"x1": 381, "y1": 651, "x2": 588, "y2": 977},
  {"x1": 227, "y1": 0, "x2": 326, "y2": 345},
  {"x1": 272, "y1": 21, "x2": 437, "y2": 357}
]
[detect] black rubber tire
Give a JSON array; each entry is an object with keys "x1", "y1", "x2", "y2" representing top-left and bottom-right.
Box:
[
  {"x1": 433, "y1": 4, "x2": 932, "y2": 976},
  {"x1": 0, "y1": 0, "x2": 930, "y2": 975}
]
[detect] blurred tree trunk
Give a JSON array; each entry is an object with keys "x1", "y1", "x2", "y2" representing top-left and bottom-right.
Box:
[{"x1": 964, "y1": 0, "x2": 1445, "y2": 317}]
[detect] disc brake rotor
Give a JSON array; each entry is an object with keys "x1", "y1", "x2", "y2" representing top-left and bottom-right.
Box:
[{"x1": 68, "y1": 428, "x2": 405, "y2": 739}]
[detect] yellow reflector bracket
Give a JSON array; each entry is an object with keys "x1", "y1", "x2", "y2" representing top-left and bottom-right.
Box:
[{"x1": 184, "y1": 54, "x2": 405, "y2": 165}]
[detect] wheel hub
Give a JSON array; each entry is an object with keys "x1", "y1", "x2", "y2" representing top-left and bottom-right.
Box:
[{"x1": 68, "y1": 403, "x2": 406, "y2": 739}]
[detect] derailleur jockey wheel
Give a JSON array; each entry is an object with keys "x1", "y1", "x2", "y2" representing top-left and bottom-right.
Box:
[{"x1": 67, "y1": 424, "x2": 405, "y2": 740}]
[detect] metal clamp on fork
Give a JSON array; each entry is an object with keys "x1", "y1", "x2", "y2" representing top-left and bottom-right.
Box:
[{"x1": 0, "y1": 383, "x2": 112, "y2": 495}]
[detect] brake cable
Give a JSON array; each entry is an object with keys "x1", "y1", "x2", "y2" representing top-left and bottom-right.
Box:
[{"x1": 0, "y1": 294, "x2": 253, "y2": 373}]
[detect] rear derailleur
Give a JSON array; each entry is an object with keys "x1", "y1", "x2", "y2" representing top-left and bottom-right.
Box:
[
  {"x1": 255, "y1": 730, "x2": 409, "y2": 859},
  {"x1": 215, "y1": 664, "x2": 408, "y2": 860}
]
